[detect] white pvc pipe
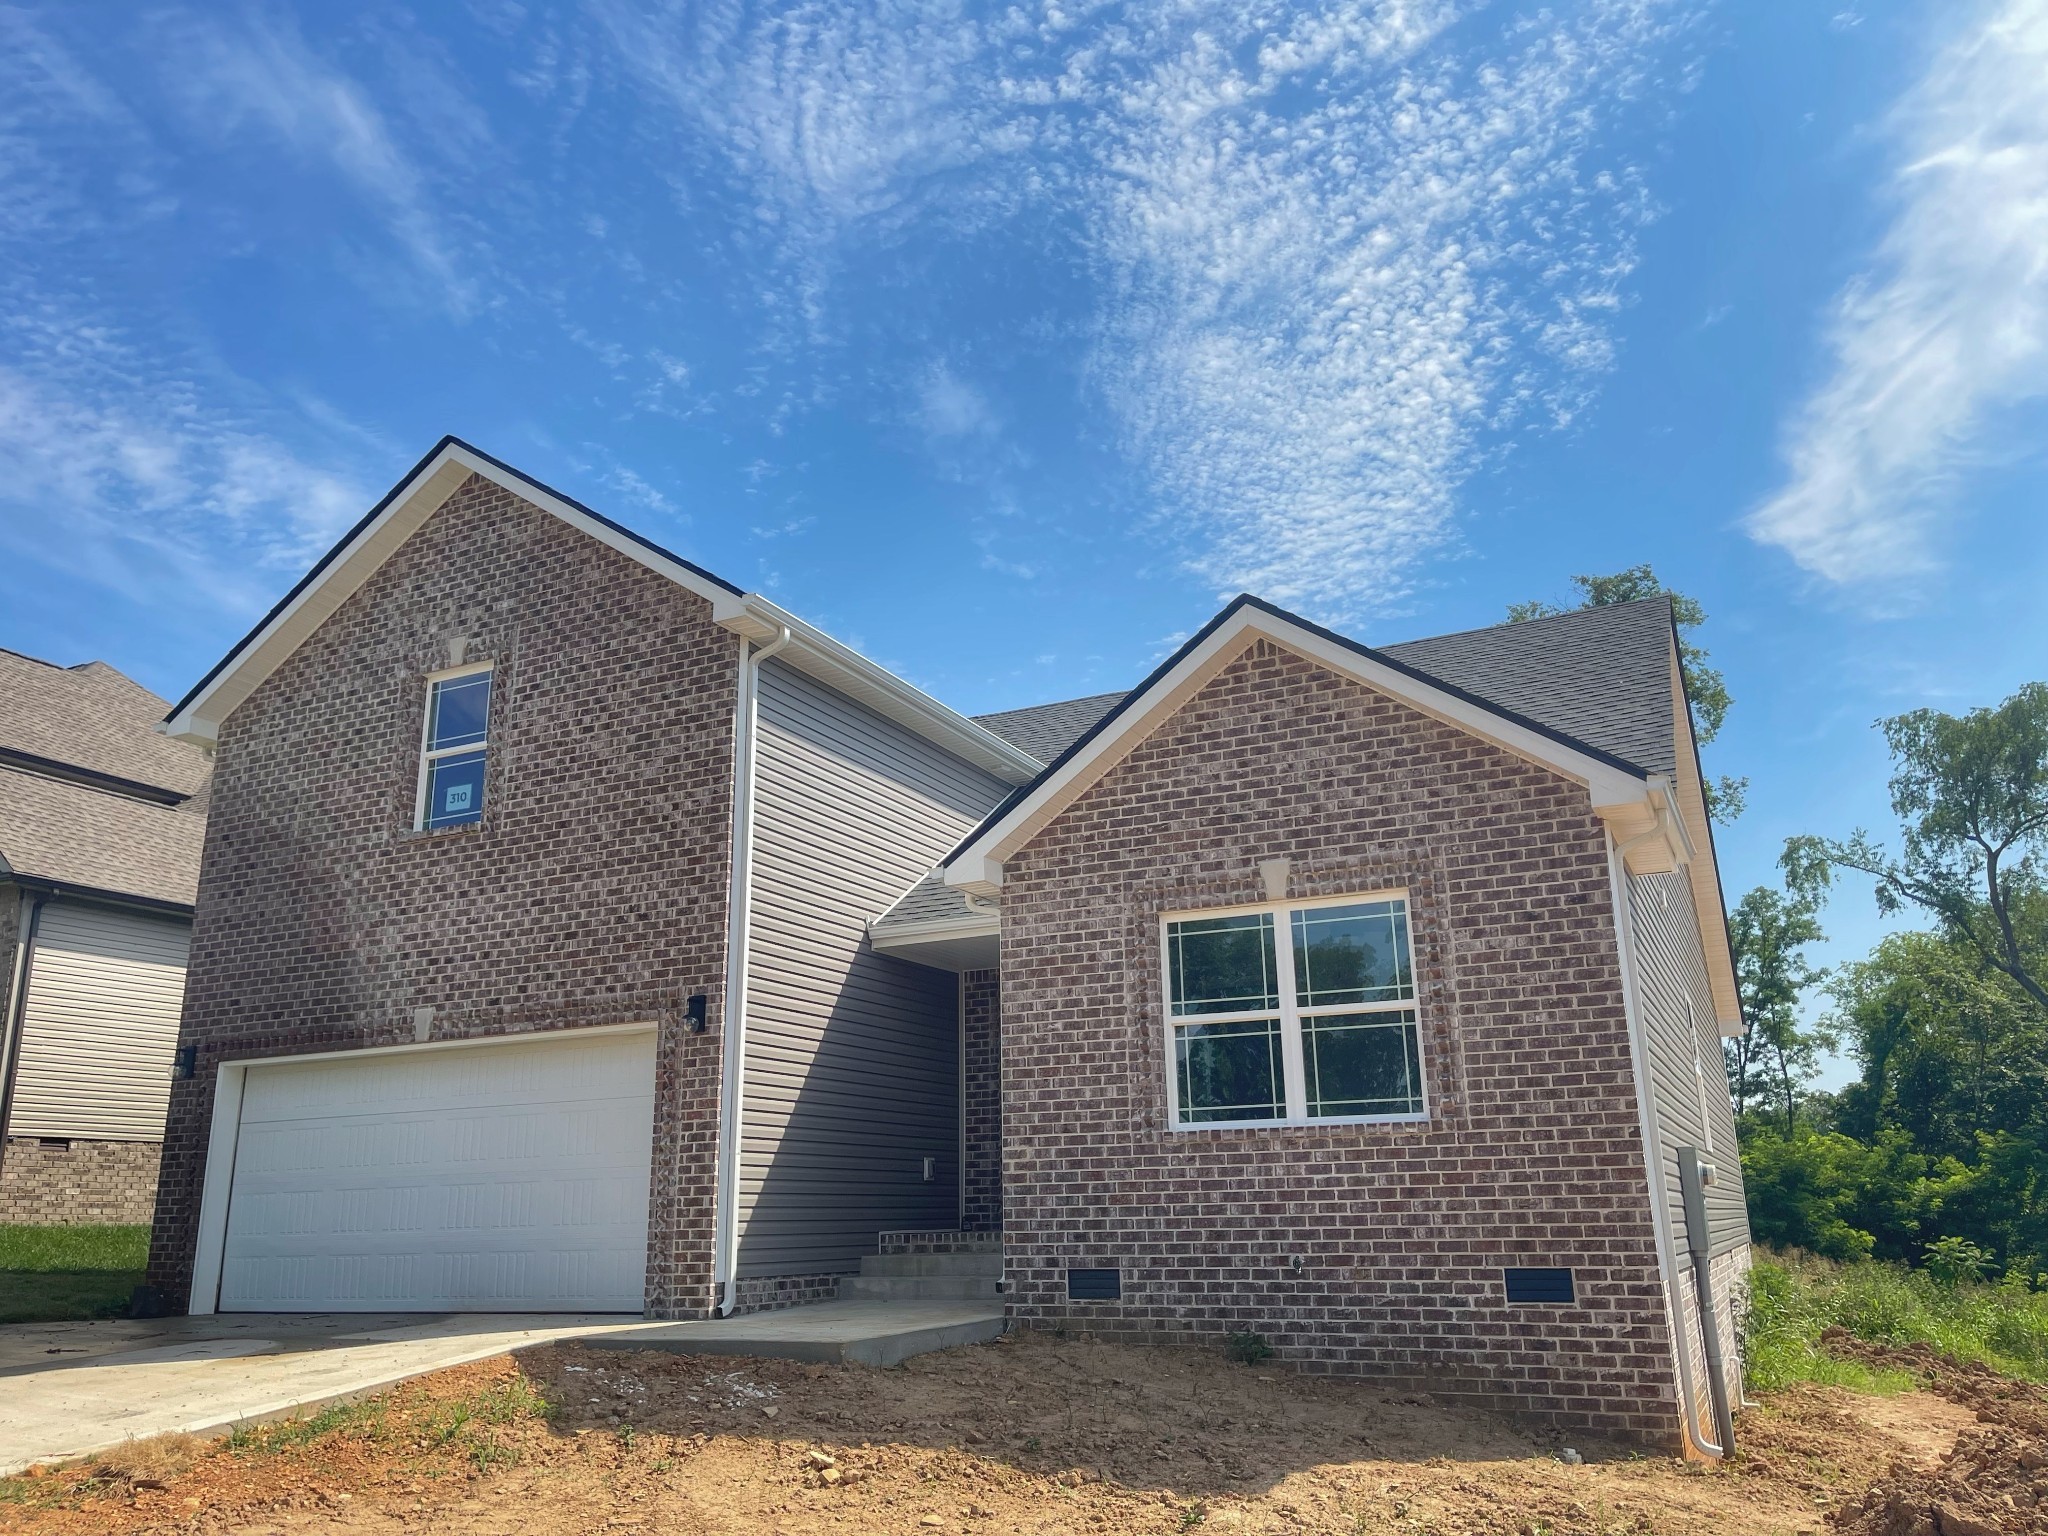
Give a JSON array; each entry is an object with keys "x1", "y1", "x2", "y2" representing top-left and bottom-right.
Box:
[{"x1": 711, "y1": 624, "x2": 791, "y2": 1317}]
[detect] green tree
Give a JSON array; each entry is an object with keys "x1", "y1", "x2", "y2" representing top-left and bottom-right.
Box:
[
  {"x1": 1727, "y1": 843, "x2": 1833, "y2": 1132},
  {"x1": 1796, "y1": 682, "x2": 2048, "y2": 1015},
  {"x1": 1508, "y1": 564, "x2": 1746, "y2": 820}
]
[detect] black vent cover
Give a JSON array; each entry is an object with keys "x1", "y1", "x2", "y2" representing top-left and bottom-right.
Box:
[
  {"x1": 1067, "y1": 1267, "x2": 1122, "y2": 1301},
  {"x1": 1503, "y1": 1267, "x2": 1576, "y2": 1304}
]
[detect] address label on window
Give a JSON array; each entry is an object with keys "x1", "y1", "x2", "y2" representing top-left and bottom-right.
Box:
[{"x1": 444, "y1": 784, "x2": 473, "y2": 812}]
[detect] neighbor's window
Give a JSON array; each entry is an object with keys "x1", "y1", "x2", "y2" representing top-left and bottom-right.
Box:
[
  {"x1": 416, "y1": 666, "x2": 492, "y2": 830},
  {"x1": 1165, "y1": 894, "x2": 1423, "y2": 1128}
]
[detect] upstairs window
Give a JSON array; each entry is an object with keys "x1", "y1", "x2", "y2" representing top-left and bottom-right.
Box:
[
  {"x1": 1164, "y1": 893, "x2": 1424, "y2": 1129},
  {"x1": 416, "y1": 666, "x2": 491, "y2": 830}
]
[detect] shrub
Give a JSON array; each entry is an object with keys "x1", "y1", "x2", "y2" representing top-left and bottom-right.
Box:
[{"x1": 1224, "y1": 1331, "x2": 1274, "y2": 1365}]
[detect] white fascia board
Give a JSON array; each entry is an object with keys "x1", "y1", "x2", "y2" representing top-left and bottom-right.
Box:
[
  {"x1": 945, "y1": 604, "x2": 1659, "y2": 892},
  {"x1": 712, "y1": 593, "x2": 1041, "y2": 784},
  {"x1": 161, "y1": 441, "x2": 737, "y2": 745}
]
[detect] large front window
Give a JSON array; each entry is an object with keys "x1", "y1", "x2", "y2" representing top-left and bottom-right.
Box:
[
  {"x1": 1165, "y1": 894, "x2": 1424, "y2": 1128},
  {"x1": 416, "y1": 666, "x2": 492, "y2": 830}
]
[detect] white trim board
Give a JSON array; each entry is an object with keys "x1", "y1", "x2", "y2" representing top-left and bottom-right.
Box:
[{"x1": 944, "y1": 600, "x2": 1690, "y2": 896}]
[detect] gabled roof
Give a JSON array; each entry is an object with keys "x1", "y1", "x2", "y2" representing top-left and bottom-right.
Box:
[
  {"x1": 1, "y1": 649, "x2": 210, "y2": 800},
  {"x1": 940, "y1": 594, "x2": 1691, "y2": 897},
  {"x1": 0, "y1": 650, "x2": 211, "y2": 909},
  {"x1": 870, "y1": 594, "x2": 1700, "y2": 945},
  {"x1": 160, "y1": 437, "x2": 1041, "y2": 783}
]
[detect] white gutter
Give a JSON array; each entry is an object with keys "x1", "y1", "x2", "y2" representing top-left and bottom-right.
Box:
[
  {"x1": 712, "y1": 621, "x2": 791, "y2": 1317},
  {"x1": 1606, "y1": 836, "x2": 1723, "y2": 1459}
]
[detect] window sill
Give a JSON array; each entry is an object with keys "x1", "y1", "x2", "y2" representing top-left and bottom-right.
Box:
[
  {"x1": 1166, "y1": 1111, "x2": 1430, "y2": 1134},
  {"x1": 401, "y1": 821, "x2": 484, "y2": 840}
]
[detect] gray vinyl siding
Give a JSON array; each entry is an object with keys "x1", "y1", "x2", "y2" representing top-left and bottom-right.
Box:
[
  {"x1": 8, "y1": 900, "x2": 190, "y2": 1141},
  {"x1": 1626, "y1": 869, "x2": 1748, "y2": 1258},
  {"x1": 738, "y1": 660, "x2": 1010, "y2": 1277}
]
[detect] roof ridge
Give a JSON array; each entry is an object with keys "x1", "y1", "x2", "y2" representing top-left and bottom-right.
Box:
[
  {"x1": 0, "y1": 645, "x2": 69, "y2": 671},
  {"x1": 973, "y1": 689, "x2": 1129, "y2": 721}
]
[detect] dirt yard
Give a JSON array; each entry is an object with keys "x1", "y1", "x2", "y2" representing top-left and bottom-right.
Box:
[{"x1": 0, "y1": 1328, "x2": 2034, "y2": 1536}]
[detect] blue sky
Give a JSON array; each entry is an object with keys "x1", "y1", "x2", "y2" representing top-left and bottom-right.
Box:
[{"x1": 4, "y1": 2, "x2": 2046, "y2": 1076}]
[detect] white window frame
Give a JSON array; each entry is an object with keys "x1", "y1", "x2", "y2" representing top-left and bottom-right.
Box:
[
  {"x1": 1160, "y1": 889, "x2": 1429, "y2": 1132},
  {"x1": 413, "y1": 662, "x2": 493, "y2": 831}
]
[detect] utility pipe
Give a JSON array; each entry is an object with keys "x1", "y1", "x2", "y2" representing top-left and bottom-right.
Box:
[
  {"x1": 711, "y1": 622, "x2": 791, "y2": 1317},
  {"x1": 1680, "y1": 1147, "x2": 1738, "y2": 1456},
  {"x1": 0, "y1": 893, "x2": 48, "y2": 1190}
]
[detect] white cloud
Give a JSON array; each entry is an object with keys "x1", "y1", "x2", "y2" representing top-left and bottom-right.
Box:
[
  {"x1": 157, "y1": 12, "x2": 477, "y2": 311},
  {"x1": 0, "y1": 296, "x2": 370, "y2": 614},
  {"x1": 1750, "y1": 0, "x2": 2048, "y2": 584},
  {"x1": 597, "y1": 0, "x2": 1687, "y2": 620}
]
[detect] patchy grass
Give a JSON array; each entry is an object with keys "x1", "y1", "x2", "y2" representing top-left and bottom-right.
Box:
[
  {"x1": 0, "y1": 1224, "x2": 148, "y2": 1324},
  {"x1": 1745, "y1": 1247, "x2": 2048, "y2": 1392}
]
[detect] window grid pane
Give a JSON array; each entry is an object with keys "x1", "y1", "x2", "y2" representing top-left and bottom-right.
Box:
[
  {"x1": 1175, "y1": 1017, "x2": 1283, "y2": 1123},
  {"x1": 1304, "y1": 1009, "x2": 1423, "y2": 1118},
  {"x1": 1291, "y1": 900, "x2": 1414, "y2": 1008},
  {"x1": 429, "y1": 673, "x2": 491, "y2": 751},
  {"x1": 1167, "y1": 912, "x2": 1278, "y2": 1018},
  {"x1": 424, "y1": 749, "x2": 486, "y2": 829}
]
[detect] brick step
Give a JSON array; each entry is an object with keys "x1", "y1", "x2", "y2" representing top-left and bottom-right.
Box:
[
  {"x1": 858, "y1": 1253, "x2": 1004, "y2": 1279},
  {"x1": 836, "y1": 1275, "x2": 1003, "y2": 1302}
]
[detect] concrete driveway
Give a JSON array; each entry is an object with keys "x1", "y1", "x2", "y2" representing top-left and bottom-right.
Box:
[{"x1": 0, "y1": 1312, "x2": 675, "y2": 1475}]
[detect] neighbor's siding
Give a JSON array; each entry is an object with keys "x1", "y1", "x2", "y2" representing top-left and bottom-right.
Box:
[
  {"x1": 1624, "y1": 865, "x2": 1750, "y2": 1430},
  {"x1": 8, "y1": 901, "x2": 188, "y2": 1141},
  {"x1": 737, "y1": 660, "x2": 1009, "y2": 1278}
]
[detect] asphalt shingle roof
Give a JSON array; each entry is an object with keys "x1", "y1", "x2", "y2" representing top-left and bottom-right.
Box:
[
  {"x1": 1378, "y1": 597, "x2": 1679, "y2": 776},
  {"x1": 0, "y1": 649, "x2": 212, "y2": 798},
  {"x1": 0, "y1": 650, "x2": 212, "y2": 906},
  {"x1": 873, "y1": 598, "x2": 1682, "y2": 936},
  {"x1": 972, "y1": 692, "x2": 1128, "y2": 764}
]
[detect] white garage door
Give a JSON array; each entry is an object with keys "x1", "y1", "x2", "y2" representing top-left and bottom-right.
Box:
[{"x1": 218, "y1": 1029, "x2": 656, "y2": 1313}]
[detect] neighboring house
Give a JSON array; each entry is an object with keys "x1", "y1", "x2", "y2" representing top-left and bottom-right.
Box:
[
  {"x1": 149, "y1": 437, "x2": 1749, "y2": 1453},
  {"x1": 0, "y1": 648, "x2": 211, "y2": 1224}
]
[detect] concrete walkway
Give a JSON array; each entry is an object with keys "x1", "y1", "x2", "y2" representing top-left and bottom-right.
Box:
[
  {"x1": 0, "y1": 1300, "x2": 1005, "y2": 1474},
  {"x1": 0, "y1": 1313, "x2": 671, "y2": 1476},
  {"x1": 581, "y1": 1299, "x2": 1007, "y2": 1368}
]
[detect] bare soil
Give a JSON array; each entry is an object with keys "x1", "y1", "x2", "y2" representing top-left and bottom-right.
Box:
[{"x1": 0, "y1": 1330, "x2": 1999, "y2": 1536}]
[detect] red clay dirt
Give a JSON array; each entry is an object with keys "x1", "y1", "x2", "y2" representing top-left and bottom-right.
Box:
[{"x1": 0, "y1": 1329, "x2": 2004, "y2": 1536}]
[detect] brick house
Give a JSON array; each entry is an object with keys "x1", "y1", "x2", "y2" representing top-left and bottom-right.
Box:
[
  {"x1": 0, "y1": 648, "x2": 211, "y2": 1223},
  {"x1": 151, "y1": 437, "x2": 1749, "y2": 1452}
]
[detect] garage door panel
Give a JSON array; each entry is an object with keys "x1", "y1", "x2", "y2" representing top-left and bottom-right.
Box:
[{"x1": 217, "y1": 1030, "x2": 655, "y2": 1313}]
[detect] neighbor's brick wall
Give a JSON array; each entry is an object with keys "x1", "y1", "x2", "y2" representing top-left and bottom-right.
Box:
[
  {"x1": 998, "y1": 638, "x2": 1682, "y2": 1445},
  {"x1": 146, "y1": 473, "x2": 738, "y2": 1317},
  {"x1": 962, "y1": 968, "x2": 1002, "y2": 1234},
  {"x1": 0, "y1": 1137, "x2": 161, "y2": 1224}
]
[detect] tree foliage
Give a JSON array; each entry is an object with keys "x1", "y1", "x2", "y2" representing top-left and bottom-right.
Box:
[
  {"x1": 1508, "y1": 564, "x2": 1746, "y2": 820},
  {"x1": 1726, "y1": 845, "x2": 1833, "y2": 1131},
  {"x1": 1796, "y1": 682, "x2": 2048, "y2": 1014}
]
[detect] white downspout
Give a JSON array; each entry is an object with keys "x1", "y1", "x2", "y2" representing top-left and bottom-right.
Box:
[
  {"x1": 1606, "y1": 835, "x2": 1724, "y2": 1458},
  {"x1": 712, "y1": 623, "x2": 791, "y2": 1317}
]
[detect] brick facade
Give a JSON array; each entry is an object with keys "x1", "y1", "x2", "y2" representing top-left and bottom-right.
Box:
[
  {"x1": 962, "y1": 968, "x2": 1001, "y2": 1233},
  {"x1": 147, "y1": 473, "x2": 738, "y2": 1317},
  {"x1": 995, "y1": 638, "x2": 1683, "y2": 1445},
  {"x1": 0, "y1": 1137, "x2": 161, "y2": 1224}
]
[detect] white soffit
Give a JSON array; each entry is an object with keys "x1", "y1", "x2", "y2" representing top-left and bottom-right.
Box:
[{"x1": 943, "y1": 601, "x2": 1674, "y2": 895}]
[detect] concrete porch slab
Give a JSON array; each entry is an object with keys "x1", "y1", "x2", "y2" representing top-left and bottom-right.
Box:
[{"x1": 576, "y1": 1300, "x2": 1007, "y2": 1368}]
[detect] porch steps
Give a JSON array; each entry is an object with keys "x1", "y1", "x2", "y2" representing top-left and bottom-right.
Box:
[{"x1": 837, "y1": 1241, "x2": 1003, "y2": 1303}]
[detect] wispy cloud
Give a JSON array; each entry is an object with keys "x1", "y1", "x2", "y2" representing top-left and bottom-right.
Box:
[
  {"x1": 156, "y1": 11, "x2": 479, "y2": 311},
  {"x1": 1749, "y1": 0, "x2": 2048, "y2": 584},
  {"x1": 595, "y1": 0, "x2": 1688, "y2": 620}
]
